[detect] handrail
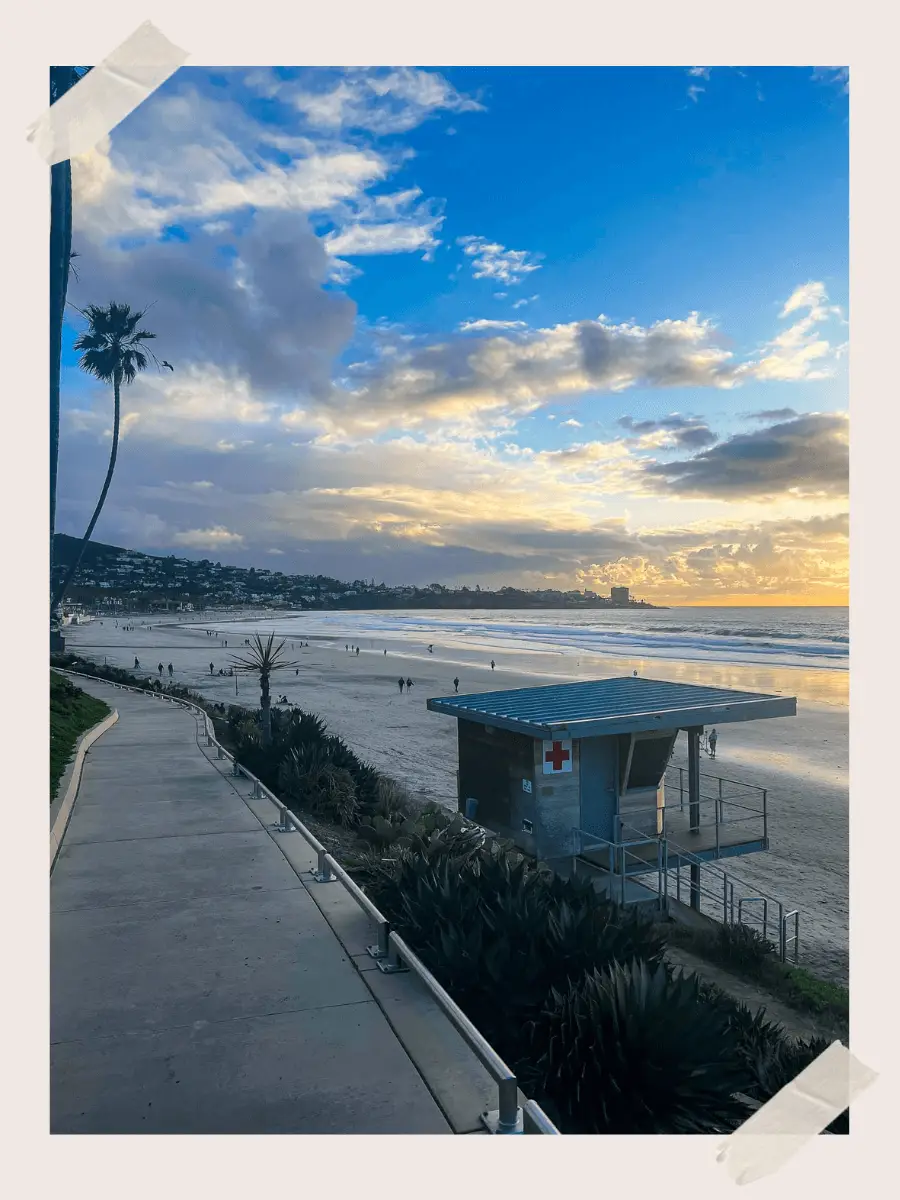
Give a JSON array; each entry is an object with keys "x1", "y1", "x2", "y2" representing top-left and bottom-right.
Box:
[
  {"x1": 523, "y1": 1097, "x2": 561, "y2": 1134},
  {"x1": 53, "y1": 666, "x2": 559, "y2": 1134},
  {"x1": 388, "y1": 932, "x2": 521, "y2": 1133}
]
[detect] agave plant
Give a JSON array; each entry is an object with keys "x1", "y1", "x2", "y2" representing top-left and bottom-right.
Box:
[
  {"x1": 528, "y1": 959, "x2": 753, "y2": 1134},
  {"x1": 278, "y1": 746, "x2": 360, "y2": 827}
]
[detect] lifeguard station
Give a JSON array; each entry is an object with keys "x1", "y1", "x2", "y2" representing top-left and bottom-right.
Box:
[{"x1": 428, "y1": 677, "x2": 800, "y2": 954}]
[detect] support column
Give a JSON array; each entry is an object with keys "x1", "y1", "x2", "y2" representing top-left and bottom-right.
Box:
[
  {"x1": 687, "y1": 726, "x2": 701, "y2": 833},
  {"x1": 687, "y1": 726, "x2": 702, "y2": 910}
]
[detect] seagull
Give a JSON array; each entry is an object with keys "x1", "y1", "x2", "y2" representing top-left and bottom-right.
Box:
[{"x1": 161, "y1": 360, "x2": 174, "y2": 371}]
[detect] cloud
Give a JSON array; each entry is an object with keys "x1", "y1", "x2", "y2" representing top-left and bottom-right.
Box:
[
  {"x1": 70, "y1": 72, "x2": 468, "y2": 279},
  {"x1": 70, "y1": 208, "x2": 357, "y2": 400},
  {"x1": 561, "y1": 418, "x2": 583, "y2": 428},
  {"x1": 617, "y1": 413, "x2": 717, "y2": 449},
  {"x1": 812, "y1": 67, "x2": 849, "y2": 93},
  {"x1": 251, "y1": 67, "x2": 485, "y2": 136},
  {"x1": 644, "y1": 413, "x2": 848, "y2": 499},
  {"x1": 457, "y1": 236, "x2": 543, "y2": 285},
  {"x1": 576, "y1": 511, "x2": 848, "y2": 602},
  {"x1": 319, "y1": 286, "x2": 844, "y2": 436},
  {"x1": 741, "y1": 408, "x2": 799, "y2": 422},
  {"x1": 687, "y1": 67, "x2": 711, "y2": 80},
  {"x1": 512, "y1": 295, "x2": 539, "y2": 310},
  {"x1": 687, "y1": 85, "x2": 705, "y2": 103},
  {"x1": 458, "y1": 318, "x2": 528, "y2": 332},
  {"x1": 172, "y1": 526, "x2": 245, "y2": 550},
  {"x1": 741, "y1": 282, "x2": 845, "y2": 382}
]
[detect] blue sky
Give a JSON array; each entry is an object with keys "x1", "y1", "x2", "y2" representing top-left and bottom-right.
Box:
[{"x1": 59, "y1": 65, "x2": 849, "y2": 603}]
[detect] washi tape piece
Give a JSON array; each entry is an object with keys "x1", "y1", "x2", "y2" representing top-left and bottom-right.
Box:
[
  {"x1": 27, "y1": 20, "x2": 189, "y2": 165},
  {"x1": 717, "y1": 1041, "x2": 877, "y2": 1185}
]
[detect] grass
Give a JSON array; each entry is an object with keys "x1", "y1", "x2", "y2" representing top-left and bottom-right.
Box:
[
  {"x1": 50, "y1": 672, "x2": 110, "y2": 801},
  {"x1": 664, "y1": 921, "x2": 848, "y2": 1034}
]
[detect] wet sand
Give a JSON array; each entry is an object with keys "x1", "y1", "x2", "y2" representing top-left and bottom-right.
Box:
[{"x1": 66, "y1": 614, "x2": 848, "y2": 983}]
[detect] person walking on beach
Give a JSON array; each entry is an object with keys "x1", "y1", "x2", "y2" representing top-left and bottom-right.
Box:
[
  {"x1": 406, "y1": 677, "x2": 413, "y2": 691},
  {"x1": 167, "y1": 663, "x2": 173, "y2": 678},
  {"x1": 356, "y1": 646, "x2": 360, "y2": 657},
  {"x1": 210, "y1": 662, "x2": 215, "y2": 675},
  {"x1": 490, "y1": 660, "x2": 495, "y2": 671},
  {"x1": 384, "y1": 648, "x2": 387, "y2": 656},
  {"x1": 134, "y1": 657, "x2": 140, "y2": 669},
  {"x1": 398, "y1": 677, "x2": 405, "y2": 694},
  {"x1": 158, "y1": 662, "x2": 164, "y2": 677},
  {"x1": 453, "y1": 677, "x2": 460, "y2": 693},
  {"x1": 708, "y1": 728, "x2": 718, "y2": 759}
]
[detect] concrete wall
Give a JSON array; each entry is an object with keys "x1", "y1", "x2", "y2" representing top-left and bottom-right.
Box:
[{"x1": 533, "y1": 739, "x2": 581, "y2": 862}]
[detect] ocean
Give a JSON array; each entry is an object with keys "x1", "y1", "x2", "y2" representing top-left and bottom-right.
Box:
[{"x1": 205, "y1": 606, "x2": 848, "y2": 674}]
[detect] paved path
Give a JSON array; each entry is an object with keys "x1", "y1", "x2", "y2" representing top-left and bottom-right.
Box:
[{"x1": 51, "y1": 678, "x2": 451, "y2": 1134}]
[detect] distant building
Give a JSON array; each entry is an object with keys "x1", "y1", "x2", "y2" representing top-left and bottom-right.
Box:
[{"x1": 611, "y1": 586, "x2": 630, "y2": 606}]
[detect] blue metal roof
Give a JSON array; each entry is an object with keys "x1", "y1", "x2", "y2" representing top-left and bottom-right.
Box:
[{"x1": 426, "y1": 676, "x2": 796, "y2": 740}]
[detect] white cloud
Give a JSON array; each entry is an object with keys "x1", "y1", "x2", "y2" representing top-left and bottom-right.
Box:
[
  {"x1": 173, "y1": 526, "x2": 245, "y2": 550},
  {"x1": 512, "y1": 294, "x2": 539, "y2": 310},
  {"x1": 458, "y1": 319, "x2": 528, "y2": 332},
  {"x1": 742, "y1": 281, "x2": 845, "y2": 382},
  {"x1": 687, "y1": 85, "x2": 705, "y2": 103},
  {"x1": 688, "y1": 67, "x2": 711, "y2": 79},
  {"x1": 561, "y1": 418, "x2": 583, "y2": 427},
  {"x1": 457, "y1": 235, "x2": 543, "y2": 285},
  {"x1": 260, "y1": 67, "x2": 485, "y2": 135}
]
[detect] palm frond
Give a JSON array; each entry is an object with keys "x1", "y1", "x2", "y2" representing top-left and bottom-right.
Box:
[
  {"x1": 230, "y1": 633, "x2": 300, "y2": 675},
  {"x1": 73, "y1": 301, "x2": 159, "y2": 387}
]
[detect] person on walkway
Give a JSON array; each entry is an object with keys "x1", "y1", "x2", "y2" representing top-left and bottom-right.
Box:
[
  {"x1": 708, "y1": 728, "x2": 718, "y2": 759},
  {"x1": 158, "y1": 663, "x2": 164, "y2": 677},
  {"x1": 398, "y1": 677, "x2": 405, "y2": 693},
  {"x1": 490, "y1": 660, "x2": 495, "y2": 671},
  {"x1": 453, "y1": 677, "x2": 460, "y2": 693}
]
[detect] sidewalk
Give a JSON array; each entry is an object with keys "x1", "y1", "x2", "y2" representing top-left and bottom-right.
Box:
[{"x1": 50, "y1": 678, "x2": 454, "y2": 1134}]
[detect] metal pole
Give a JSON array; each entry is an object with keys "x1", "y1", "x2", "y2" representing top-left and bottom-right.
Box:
[
  {"x1": 497, "y1": 1077, "x2": 521, "y2": 1133},
  {"x1": 723, "y1": 874, "x2": 729, "y2": 923},
  {"x1": 690, "y1": 862, "x2": 701, "y2": 911},
  {"x1": 679, "y1": 766, "x2": 684, "y2": 812},
  {"x1": 688, "y1": 728, "x2": 701, "y2": 833}
]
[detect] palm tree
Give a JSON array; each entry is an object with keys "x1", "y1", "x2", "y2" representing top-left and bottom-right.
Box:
[
  {"x1": 51, "y1": 302, "x2": 163, "y2": 614},
  {"x1": 230, "y1": 634, "x2": 299, "y2": 747},
  {"x1": 50, "y1": 66, "x2": 91, "y2": 635}
]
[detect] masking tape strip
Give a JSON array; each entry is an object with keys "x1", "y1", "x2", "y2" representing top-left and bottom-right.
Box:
[
  {"x1": 27, "y1": 20, "x2": 189, "y2": 165},
  {"x1": 717, "y1": 1041, "x2": 877, "y2": 1185}
]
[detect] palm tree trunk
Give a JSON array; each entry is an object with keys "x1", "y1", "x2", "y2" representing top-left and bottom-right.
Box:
[
  {"x1": 49, "y1": 67, "x2": 78, "y2": 626},
  {"x1": 260, "y1": 670, "x2": 272, "y2": 746},
  {"x1": 52, "y1": 369, "x2": 121, "y2": 613}
]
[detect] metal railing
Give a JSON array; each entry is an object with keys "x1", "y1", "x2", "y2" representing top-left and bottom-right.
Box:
[
  {"x1": 622, "y1": 788, "x2": 767, "y2": 858},
  {"x1": 571, "y1": 827, "x2": 668, "y2": 913},
  {"x1": 659, "y1": 839, "x2": 799, "y2": 963},
  {"x1": 664, "y1": 765, "x2": 769, "y2": 846},
  {"x1": 54, "y1": 667, "x2": 560, "y2": 1134}
]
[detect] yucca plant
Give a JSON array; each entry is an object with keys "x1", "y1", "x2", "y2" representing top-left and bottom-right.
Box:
[
  {"x1": 528, "y1": 959, "x2": 753, "y2": 1134},
  {"x1": 230, "y1": 634, "x2": 299, "y2": 746}
]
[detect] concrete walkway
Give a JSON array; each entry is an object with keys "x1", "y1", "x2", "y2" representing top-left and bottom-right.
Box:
[{"x1": 51, "y1": 678, "x2": 455, "y2": 1134}]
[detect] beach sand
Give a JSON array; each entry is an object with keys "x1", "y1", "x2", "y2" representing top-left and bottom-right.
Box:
[{"x1": 66, "y1": 615, "x2": 848, "y2": 983}]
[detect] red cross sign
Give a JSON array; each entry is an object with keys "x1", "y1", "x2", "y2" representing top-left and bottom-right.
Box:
[{"x1": 543, "y1": 739, "x2": 573, "y2": 774}]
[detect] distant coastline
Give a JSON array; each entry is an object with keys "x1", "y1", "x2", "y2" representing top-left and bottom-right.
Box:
[{"x1": 52, "y1": 533, "x2": 667, "y2": 613}]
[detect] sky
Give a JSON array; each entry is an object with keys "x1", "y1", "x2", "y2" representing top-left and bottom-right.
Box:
[{"x1": 58, "y1": 64, "x2": 849, "y2": 606}]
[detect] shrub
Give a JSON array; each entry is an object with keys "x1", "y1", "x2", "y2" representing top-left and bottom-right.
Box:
[
  {"x1": 278, "y1": 747, "x2": 360, "y2": 827},
  {"x1": 528, "y1": 959, "x2": 753, "y2": 1134}
]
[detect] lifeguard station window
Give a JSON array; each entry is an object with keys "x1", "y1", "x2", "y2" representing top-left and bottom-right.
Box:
[{"x1": 621, "y1": 733, "x2": 677, "y2": 792}]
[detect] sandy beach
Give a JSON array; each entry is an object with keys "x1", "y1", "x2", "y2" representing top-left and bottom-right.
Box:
[{"x1": 66, "y1": 613, "x2": 848, "y2": 983}]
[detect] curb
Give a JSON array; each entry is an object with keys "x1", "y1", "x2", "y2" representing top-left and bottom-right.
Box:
[{"x1": 50, "y1": 708, "x2": 119, "y2": 872}]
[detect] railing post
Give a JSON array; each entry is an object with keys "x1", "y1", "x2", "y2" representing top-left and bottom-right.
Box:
[
  {"x1": 723, "y1": 874, "x2": 729, "y2": 923},
  {"x1": 217, "y1": 746, "x2": 225, "y2": 760},
  {"x1": 486, "y1": 1076, "x2": 523, "y2": 1134},
  {"x1": 313, "y1": 848, "x2": 336, "y2": 883},
  {"x1": 679, "y1": 766, "x2": 684, "y2": 812}
]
